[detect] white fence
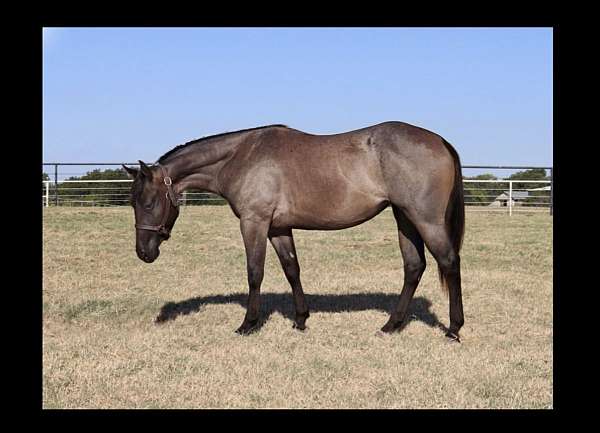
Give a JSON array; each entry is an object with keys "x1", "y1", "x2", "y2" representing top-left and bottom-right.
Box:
[
  {"x1": 462, "y1": 179, "x2": 552, "y2": 215},
  {"x1": 41, "y1": 179, "x2": 225, "y2": 207},
  {"x1": 42, "y1": 179, "x2": 552, "y2": 215}
]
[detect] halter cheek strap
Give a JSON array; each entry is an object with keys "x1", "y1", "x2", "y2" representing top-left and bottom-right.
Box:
[{"x1": 135, "y1": 163, "x2": 180, "y2": 238}]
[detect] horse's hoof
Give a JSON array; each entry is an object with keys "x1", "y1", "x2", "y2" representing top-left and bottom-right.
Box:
[
  {"x1": 445, "y1": 331, "x2": 461, "y2": 343},
  {"x1": 292, "y1": 322, "x2": 307, "y2": 331},
  {"x1": 235, "y1": 326, "x2": 256, "y2": 335},
  {"x1": 380, "y1": 321, "x2": 402, "y2": 333},
  {"x1": 235, "y1": 321, "x2": 259, "y2": 335}
]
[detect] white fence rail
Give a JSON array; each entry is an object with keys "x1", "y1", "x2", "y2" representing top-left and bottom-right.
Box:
[
  {"x1": 42, "y1": 179, "x2": 552, "y2": 214},
  {"x1": 41, "y1": 179, "x2": 226, "y2": 207},
  {"x1": 462, "y1": 179, "x2": 551, "y2": 214}
]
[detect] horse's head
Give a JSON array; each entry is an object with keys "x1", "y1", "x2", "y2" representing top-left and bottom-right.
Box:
[{"x1": 123, "y1": 161, "x2": 180, "y2": 263}]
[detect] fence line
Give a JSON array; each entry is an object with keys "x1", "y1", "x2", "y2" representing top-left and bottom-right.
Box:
[
  {"x1": 50, "y1": 179, "x2": 135, "y2": 183},
  {"x1": 42, "y1": 162, "x2": 553, "y2": 214},
  {"x1": 42, "y1": 179, "x2": 552, "y2": 215},
  {"x1": 509, "y1": 180, "x2": 513, "y2": 217}
]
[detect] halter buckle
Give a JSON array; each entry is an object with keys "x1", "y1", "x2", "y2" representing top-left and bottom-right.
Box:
[{"x1": 164, "y1": 177, "x2": 172, "y2": 186}]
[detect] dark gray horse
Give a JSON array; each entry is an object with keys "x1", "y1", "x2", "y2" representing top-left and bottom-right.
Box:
[{"x1": 123, "y1": 121, "x2": 465, "y2": 341}]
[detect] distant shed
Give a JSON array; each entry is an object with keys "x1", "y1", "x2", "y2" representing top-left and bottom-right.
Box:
[{"x1": 489, "y1": 190, "x2": 529, "y2": 207}]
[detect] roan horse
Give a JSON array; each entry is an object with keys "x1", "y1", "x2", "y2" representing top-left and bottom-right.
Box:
[{"x1": 123, "y1": 121, "x2": 465, "y2": 341}]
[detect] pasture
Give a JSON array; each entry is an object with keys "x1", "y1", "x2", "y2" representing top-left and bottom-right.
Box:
[{"x1": 43, "y1": 206, "x2": 552, "y2": 409}]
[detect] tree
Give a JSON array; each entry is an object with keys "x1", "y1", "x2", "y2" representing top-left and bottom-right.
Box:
[
  {"x1": 506, "y1": 168, "x2": 548, "y2": 181},
  {"x1": 471, "y1": 173, "x2": 497, "y2": 181},
  {"x1": 42, "y1": 172, "x2": 50, "y2": 181},
  {"x1": 505, "y1": 169, "x2": 550, "y2": 208},
  {"x1": 463, "y1": 173, "x2": 499, "y2": 206},
  {"x1": 61, "y1": 168, "x2": 131, "y2": 206},
  {"x1": 67, "y1": 168, "x2": 129, "y2": 181}
]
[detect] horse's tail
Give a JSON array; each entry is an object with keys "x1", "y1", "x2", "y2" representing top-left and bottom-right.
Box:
[{"x1": 438, "y1": 138, "x2": 465, "y2": 293}]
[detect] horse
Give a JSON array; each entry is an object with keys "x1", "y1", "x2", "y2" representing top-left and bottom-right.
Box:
[{"x1": 123, "y1": 121, "x2": 465, "y2": 341}]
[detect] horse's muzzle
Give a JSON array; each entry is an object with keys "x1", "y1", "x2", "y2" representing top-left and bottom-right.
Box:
[{"x1": 137, "y1": 247, "x2": 159, "y2": 263}]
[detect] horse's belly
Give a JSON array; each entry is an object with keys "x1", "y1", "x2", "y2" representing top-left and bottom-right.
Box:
[
  {"x1": 270, "y1": 149, "x2": 388, "y2": 230},
  {"x1": 272, "y1": 195, "x2": 389, "y2": 230}
]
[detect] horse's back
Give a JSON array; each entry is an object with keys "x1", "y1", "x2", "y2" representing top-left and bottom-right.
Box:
[
  {"x1": 221, "y1": 122, "x2": 457, "y2": 229},
  {"x1": 275, "y1": 121, "x2": 456, "y2": 200}
]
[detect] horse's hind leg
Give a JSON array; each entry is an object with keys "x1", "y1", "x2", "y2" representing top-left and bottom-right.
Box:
[
  {"x1": 410, "y1": 219, "x2": 464, "y2": 341},
  {"x1": 381, "y1": 206, "x2": 426, "y2": 333},
  {"x1": 269, "y1": 228, "x2": 310, "y2": 330}
]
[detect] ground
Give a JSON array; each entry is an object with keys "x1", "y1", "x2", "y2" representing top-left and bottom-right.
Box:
[{"x1": 42, "y1": 206, "x2": 553, "y2": 409}]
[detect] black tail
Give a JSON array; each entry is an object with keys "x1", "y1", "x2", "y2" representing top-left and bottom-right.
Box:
[{"x1": 438, "y1": 139, "x2": 465, "y2": 292}]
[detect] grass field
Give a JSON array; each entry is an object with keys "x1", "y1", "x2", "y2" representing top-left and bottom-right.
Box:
[{"x1": 42, "y1": 206, "x2": 553, "y2": 409}]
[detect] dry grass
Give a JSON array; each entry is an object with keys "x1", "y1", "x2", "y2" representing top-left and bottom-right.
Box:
[{"x1": 43, "y1": 206, "x2": 552, "y2": 409}]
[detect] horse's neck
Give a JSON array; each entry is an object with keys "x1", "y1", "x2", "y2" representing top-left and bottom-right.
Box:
[{"x1": 164, "y1": 135, "x2": 242, "y2": 195}]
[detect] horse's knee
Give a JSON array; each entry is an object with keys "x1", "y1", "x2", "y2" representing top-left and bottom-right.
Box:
[{"x1": 404, "y1": 261, "x2": 426, "y2": 282}]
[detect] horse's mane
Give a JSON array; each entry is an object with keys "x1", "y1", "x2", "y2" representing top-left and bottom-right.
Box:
[{"x1": 157, "y1": 124, "x2": 288, "y2": 163}]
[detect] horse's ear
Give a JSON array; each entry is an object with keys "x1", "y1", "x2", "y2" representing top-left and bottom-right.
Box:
[
  {"x1": 122, "y1": 164, "x2": 138, "y2": 179},
  {"x1": 138, "y1": 160, "x2": 153, "y2": 178}
]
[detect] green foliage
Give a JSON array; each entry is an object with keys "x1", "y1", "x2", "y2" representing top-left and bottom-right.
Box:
[
  {"x1": 522, "y1": 190, "x2": 550, "y2": 208},
  {"x1": 505, "y1": 169, "x2": 551, "y2": 208},
  {"x1": 66, "y1": 168, "x2": 129, "y2": 181},
  {"x1": 462, "y1": 169, "x2": 551, "y2": 208},
  {"x1": 56, "y1": 167, "x2": 226, "y2": 206},
  {"x1": 463, "y1": 173, "x2": 501, "y2": 206},
  {"x1": 506, "y1": 168, "x2": 548, "y2": 181},
  {"x1": 471, "y1": 173, "x2": 497, "y2": 180},
  {"x1": 42, "y1": 172, "x2": 50, "y2": 181},
  {"x1": 59, "y1": 168, "x2": 131, "y2": 206}
]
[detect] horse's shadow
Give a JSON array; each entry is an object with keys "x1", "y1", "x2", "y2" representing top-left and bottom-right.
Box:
[{"x1": 156, "y1": 292, "x2": 448, "y2": 333}]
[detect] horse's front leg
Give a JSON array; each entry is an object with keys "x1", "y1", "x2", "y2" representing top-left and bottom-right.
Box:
[
  {"x1": 268, "y1": 228, "x2": 310, "y2": 330},
  {"x1": 235, "y1": 217, "x2": 270, "y2": 335}
]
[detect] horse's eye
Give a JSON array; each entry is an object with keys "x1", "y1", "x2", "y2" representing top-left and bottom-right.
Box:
[{"x1": 143, "y1": 198, "x2": 155, "y2": 210}]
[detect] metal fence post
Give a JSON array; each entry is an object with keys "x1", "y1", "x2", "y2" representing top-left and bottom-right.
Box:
[
  {"x1": 550, "y1": 167, "x2": 553, "y2": 216},
  {"x1": 45, "y1": 181, "x2": 49, "y2": 207},
  {"x1": 183, "y1": 191, "x2": 187, "y2": 206},
  {"x1": 508, "y1": 181, "x2": 513, "y2": 216},
  {"x1": 54, "y1": 164, "x2": 59, "y2": 206}
]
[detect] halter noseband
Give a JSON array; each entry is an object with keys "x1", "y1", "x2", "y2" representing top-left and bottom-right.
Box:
[{"x1": 135, "y1": 163, "x2": 180, "y2": 238}]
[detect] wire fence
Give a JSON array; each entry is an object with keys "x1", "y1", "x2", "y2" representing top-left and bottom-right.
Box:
[{"x1": 41, "y1": 178, "x2": 552, "y2": 215}]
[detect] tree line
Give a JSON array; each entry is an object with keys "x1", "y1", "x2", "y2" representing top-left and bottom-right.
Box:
[
  {"x1": 43, "y1": 168, "x2": 226, "y2": 206},
  {"x1": 463, "y1": 168, "x2": 551, "y2": 207}
]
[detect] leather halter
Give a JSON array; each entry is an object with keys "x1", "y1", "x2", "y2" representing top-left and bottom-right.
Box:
[{"x1": 135, "y1": 163, "x2": 180, "y2": 239}]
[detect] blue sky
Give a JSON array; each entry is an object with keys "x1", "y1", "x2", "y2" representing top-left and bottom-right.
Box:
[{"x1": 43, "y1": 27, "x2": 552, "y2": 172}]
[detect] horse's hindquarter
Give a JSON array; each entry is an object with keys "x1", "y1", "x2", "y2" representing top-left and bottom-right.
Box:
[{"x1": 374, "y1": 122, "x2": 456, "y2": 221}]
